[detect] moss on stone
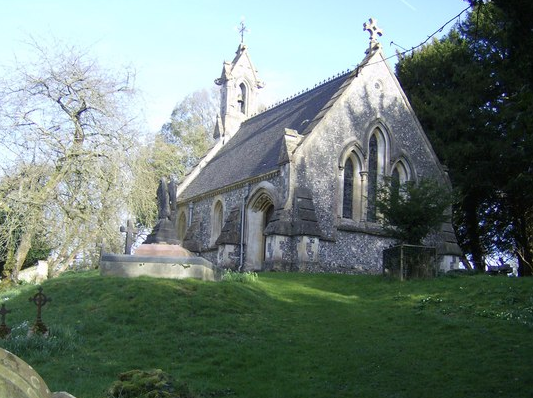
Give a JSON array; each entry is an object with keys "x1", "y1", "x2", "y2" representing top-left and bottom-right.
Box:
[{"x1": 105, "y1": 369, "x2": 195, "y2": 398}]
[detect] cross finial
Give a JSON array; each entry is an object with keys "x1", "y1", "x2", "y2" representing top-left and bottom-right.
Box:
[
  {"x1": 238, "y1": 19, "x2": 249, "y2": 43},
  {"x1": 363, "y1": 18, "x2": 383, "y2": 43}
]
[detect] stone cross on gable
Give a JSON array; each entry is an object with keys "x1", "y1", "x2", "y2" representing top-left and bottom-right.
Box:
[
  {"x1": 120, "y1": 219, "x2": 138, "y2": 255},
  {"x1": 0, "y1": 304, "x2": 11, "y2": 339},
  {"x1": 363, "y1": 17, "x2": 383, "y2": 43},
  {"x1": 29, "y1": 286, "x2": 51, "y2": 335}
]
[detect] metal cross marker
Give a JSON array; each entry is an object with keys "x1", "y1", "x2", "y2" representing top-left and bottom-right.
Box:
[
  {"x1": 363, "y1": 18, "x2": 383, "y2": 43},
  {"x1": 29, "y1": 287, "x2": 51, "y2": 335},
  {"x1": 238, "y1": 19, "x2": 249, "y2": 43},
  {"x1": 0, "y1": 304, "x2": 11, "y2": 339},
  {"x1": 120, "y1": 219, "x2": 138, "y2": 255}
]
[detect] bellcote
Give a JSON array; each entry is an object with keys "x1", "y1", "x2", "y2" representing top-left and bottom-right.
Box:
[{"x1": 214, "y1": 43, "x2": 264, "y2": 140}]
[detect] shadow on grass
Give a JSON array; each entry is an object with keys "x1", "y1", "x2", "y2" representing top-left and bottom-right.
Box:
[{"x1": 0, "y1": 270, "x2": 532, "y2": 398}]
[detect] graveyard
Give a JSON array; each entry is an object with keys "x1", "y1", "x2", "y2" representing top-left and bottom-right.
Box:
[{"x1": 0, "y1": 270, "x2": 532, "y2": 398}]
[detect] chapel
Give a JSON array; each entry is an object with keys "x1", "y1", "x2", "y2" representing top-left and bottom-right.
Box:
[{"x1": 174, "y1": 19, "x2": 462, "y2": 274}]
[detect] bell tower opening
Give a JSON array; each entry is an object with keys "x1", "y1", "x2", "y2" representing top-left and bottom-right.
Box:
[{"x1": 239, "y1": 82, "x2": 247, "y2": 114}]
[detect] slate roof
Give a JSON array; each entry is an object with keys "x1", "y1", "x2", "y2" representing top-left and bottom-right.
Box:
[{"x1": 178, "y1": 70, "x2": 355, "y2": 202}]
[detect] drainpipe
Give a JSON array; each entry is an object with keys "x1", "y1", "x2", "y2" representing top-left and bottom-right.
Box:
[
  {"x1": 188, "y1": 202, "x2": 194, "y2": 227},
  {"x1": 239, "y1": 184, "x2": 251, "y2": 271}
]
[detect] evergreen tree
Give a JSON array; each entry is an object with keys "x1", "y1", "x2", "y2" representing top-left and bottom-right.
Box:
[
  {"x1": 376, "y1": 179, "x2": 453, "y2": 246},
  {"x1": 396, "y1": 1, "x2": 533, "y2": 275}
]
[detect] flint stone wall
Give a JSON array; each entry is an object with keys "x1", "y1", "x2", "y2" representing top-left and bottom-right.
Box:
[
  {"x1": 175, "y1": 52, "x2": 456, "y2": 273},
  {"x1": 179, "y1": 174, "x2": 285, "y2": 267}
]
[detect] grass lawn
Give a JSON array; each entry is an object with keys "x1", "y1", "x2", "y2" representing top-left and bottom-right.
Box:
[{"x1": 1, "y1": 271, "x2": 532, "y2": 398}]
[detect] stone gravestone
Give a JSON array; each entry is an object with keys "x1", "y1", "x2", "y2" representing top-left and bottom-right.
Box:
[
  {"x1": 120, "y1": 219, "x2": 138, "y2": 255},
  {"x1": 0, "y1": 347, "x2": 51, "y2": 398},
  {"x1": 0, "y1": 303, "x2": 11, "y2": 338},
  {"x1": 0, "y1": 348, "x2": 76, "y2": 398},
  {"x1": 28, "y1": 287, "x2": 51, "y2": 335}
]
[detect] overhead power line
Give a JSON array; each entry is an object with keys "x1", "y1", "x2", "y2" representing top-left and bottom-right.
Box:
[{"x1": 368, "y1": 3, "x2": 474, "y2": 67}]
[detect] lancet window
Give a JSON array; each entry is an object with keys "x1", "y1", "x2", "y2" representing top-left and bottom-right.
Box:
[
  {"x1": 341, "y1": 150, "x2": 363, "y2": 221},
  {"x1": 367, "y1": 128, "x2": 387, "y2": 222},
  {"x1": 211, "y1": 200, "x2": 224, "y2": 246},
  {"x1": 239, "y1": 82, "x2": 247, "y2": 114}
]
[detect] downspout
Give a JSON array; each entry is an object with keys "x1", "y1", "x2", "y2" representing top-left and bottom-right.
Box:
[
  {"x1": 239, "y1": 183, "x2": 251, "y2": 271},
  {"x1": 188, "y1": 202, "x2": 194, "y2": 227}
]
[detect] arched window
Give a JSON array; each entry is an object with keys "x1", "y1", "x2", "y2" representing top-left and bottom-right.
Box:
[
  {"x1": 341, "y1": 150, "x2": 363, "y2": 221},
  {"x1": 367, "y1": 128, "x2": 388, "y2": 222},
  {"x1": 391, "y1": 167, "x2": 401, "y2": 200},
  {"x1": 177, "y1": 212, "x2": 187, "y2": 242},
  {"x1": 367, "y1": 135, "x2": 379, "y2": 222},
  {"x1": 343, "y1": 158, "x2": 354, "y2": 218},
  {"x1": 239, "y1": 82, "x2": 247, "y2": 114},
  {"x1": 211, "y1": 200, "x2": 224, "y2": 246},
  {"x1": 391, "y1": 161, "x2": 410, "y2": 201}
]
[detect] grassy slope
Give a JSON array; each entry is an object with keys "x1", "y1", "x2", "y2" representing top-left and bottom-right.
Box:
[{"x1": 1, "y1": 271, "x2": 532, "y2": 398}]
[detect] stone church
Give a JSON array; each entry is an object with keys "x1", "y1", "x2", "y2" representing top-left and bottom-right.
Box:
[{"x1": 174, "y1": 19, "x2": 462, "y2": 274}]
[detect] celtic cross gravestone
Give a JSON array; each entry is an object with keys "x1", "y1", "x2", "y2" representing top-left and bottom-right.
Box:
[
  {"x1": 29, "y1": 287, "x2": 51, "y2": 335},
  {"x1": 0, "y1": 303, "x2": 11, "y2": 338}
]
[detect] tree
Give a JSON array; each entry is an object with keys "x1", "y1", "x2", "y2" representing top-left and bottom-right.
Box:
[
  {"x1": 0, "y1": 163, "x2": 52, "y2": 279},
  {"x1": 396, "y1": 1, "x2": 533, "y2": 275},
  {"x1": 376, "y1": 179, "x2": 453, "y2": 246},
  {"x1": 160, "y1": 88, "x2": 218, "y2": 169},
  {"x1": 396, "y1": 30, "x2": 492, "y2": 270},
  {"x1": 0, "y1": 39, "x2": 139, "y2": 280},
  {"x1": 126, "y1": 87, "x2": 220, "y2": 236},
  {"x1": 127, "y1": 134, "x2": 187, "y2": 231}
]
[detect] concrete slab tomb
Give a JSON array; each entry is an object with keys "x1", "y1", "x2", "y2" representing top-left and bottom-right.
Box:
[{"x1": 100, "y1": 177, "x2": 222, "y2": 281}]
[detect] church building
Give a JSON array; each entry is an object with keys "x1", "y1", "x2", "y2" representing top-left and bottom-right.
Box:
[{"x1": 175, "y1": 19, "x2": 462, "y2": 274}]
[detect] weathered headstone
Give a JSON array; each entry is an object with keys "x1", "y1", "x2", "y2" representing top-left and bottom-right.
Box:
[
  {"x1": 0, "y1": 347, "x2": 77, "y2": 398},
  {"x1": 0, "y1": 303, "x2": 11, "y2": 338},
  {"x1": 0, "y1": 347, "x2": 52, "y2": 398},
  {"x1": 120, "y1": 219, "x2": 138, "y2": 255},
  {"x1": 28, "y1": 287, "x2": 51, "y2": 335}
]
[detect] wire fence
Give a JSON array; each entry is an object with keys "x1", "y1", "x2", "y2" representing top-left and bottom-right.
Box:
[{"x1": 383, "y1": 244, "x2": 437, "y2": 280}]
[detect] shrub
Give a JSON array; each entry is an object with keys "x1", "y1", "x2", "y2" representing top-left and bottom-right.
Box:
[
  {"x1": 222, "y1": 269, "x2": 258, "y2": 283},
  {"x1": 376, "y1": 178, "x2": 453, "y2": 245},
  {"x1": 105, "y1": 369, "x2": 196, "y2": 398}
]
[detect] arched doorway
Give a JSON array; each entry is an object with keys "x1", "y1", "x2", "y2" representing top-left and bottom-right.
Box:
[
  {"x1": 177, "y1": 211, "x2": 187, "y2": 242},
  {"x1": 245, "y1": 190, "x2": 274, "y2": 270}
]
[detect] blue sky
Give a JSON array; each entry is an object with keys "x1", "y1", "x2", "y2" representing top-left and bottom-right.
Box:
[{"x1": 0, "y1": 0, "x2": 470, "y2": 132}]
